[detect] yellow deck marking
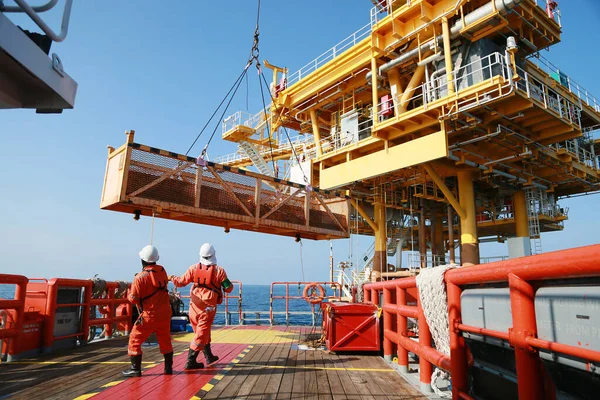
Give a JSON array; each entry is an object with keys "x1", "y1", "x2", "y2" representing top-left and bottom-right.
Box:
[
  {"x1": 213, "y1": 374, "x2": 225, "y2": 380},
  {"x1": 173, "y1": 328, "x2": 297, "y2": 344},
  {"x1": 190, "y1": 397, "x2": 202, "y2": 400},
  {"x1": 101, "y1": 380, "x2": 124, "y2": 388},
  {"x1": 73, "y1": 395, "x2": 97, "y2": 400},
  {"x1": 11, "y1": 361, "x2": 159, "y2": 365},
  {"x1": 236, "y1": 363, "x2": 396, "y2": 372},
  {"x1": 201, "y1": 383, "x2": 214, "y2": 391}
]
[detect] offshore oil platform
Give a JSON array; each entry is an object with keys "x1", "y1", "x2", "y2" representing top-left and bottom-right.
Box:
[
  {"x1": 2, "y1": 1, "x2": 600, "y2": 399},
  {"x1": 100, "y1": 0, "x2": 600, "y2": 275}
]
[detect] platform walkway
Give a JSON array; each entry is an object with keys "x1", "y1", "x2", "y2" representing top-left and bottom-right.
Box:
[{"x1": 0, "y1": 326, "x2": 425, "y2": 399}]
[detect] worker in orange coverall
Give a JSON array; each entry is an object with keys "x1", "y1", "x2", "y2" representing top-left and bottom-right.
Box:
[
  {"x1": 122, "y1": 245, "x2": 173, "y2": 377},
  {"x1": 169, "y1": 243, "x2": 234, "y2": 369}
]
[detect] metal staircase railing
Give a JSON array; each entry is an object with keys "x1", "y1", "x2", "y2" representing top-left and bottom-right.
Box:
[
  {"x1": 3, "y1": 0, "x2": 74, "y2": 43},
  {"x1": 238, "y1": 141, "x2": 274, "y2": 177},
  {"x1": 526, "y1": 187, "x2": 543, "y2": 255}
]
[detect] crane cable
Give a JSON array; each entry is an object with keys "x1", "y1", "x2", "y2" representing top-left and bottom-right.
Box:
[{"x1": 184, "y1": 0, "x2": 263, "y2": 157}]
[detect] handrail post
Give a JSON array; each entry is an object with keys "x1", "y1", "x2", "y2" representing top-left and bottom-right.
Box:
[
  {"x1": 382, "y1": 287, "x2": 396, "y2": 361},
  {"x1": 417, "y1": 295, "x2": 433, "y2": 393},
  {"x1": 509, "y1": 273, "x2": 543, "y2": 400},
  {"x1": 396, "y1": 286, "x2": 408, "y2": 373},
  {"x1": 447, "y1": 280, "x2": 468, "y2": 399}
]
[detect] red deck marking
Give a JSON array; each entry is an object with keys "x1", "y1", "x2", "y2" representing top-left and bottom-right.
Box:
[{"x1": 92, "y1": 343, "x2": 248, "y2": 400}]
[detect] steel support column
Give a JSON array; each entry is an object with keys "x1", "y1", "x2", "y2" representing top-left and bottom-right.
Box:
[{"x1": 458, "y1": 170, "x2": 479, "y2": 265}]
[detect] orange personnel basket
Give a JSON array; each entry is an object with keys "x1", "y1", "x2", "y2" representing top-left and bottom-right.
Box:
[{"x1": 100, "y1": 131, "x2": 350, "y2": 241}]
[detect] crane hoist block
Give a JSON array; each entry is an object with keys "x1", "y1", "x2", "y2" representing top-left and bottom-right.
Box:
[{"x1": 100, "y1": 132, "x2": 350, "y2": 240}]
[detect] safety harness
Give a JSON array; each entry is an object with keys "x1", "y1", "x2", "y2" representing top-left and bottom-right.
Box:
[
  {"x1": 194, "y1": 263, "x2": 223, "y2": 304},
  {"x1": 139, "y1": 265, "x2": 169, "y2": 307}
]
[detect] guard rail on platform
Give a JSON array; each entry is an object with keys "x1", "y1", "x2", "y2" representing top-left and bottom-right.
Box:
[
  {"x1": 270, "y1": 281, "x2": 342, "y2": 326},
  {"x1": 0, "y1": 274, "x2": 28, "y2": 357},
  {"x1": 364, "y1": 244, "x2": 600, "y2": 400}
]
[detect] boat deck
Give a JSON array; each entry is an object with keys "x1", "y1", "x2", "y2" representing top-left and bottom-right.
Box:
[{"x1": 0, "y1": 326, "x2": 425, "y2": 399}]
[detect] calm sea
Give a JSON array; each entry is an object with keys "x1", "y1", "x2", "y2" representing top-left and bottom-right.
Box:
[{"x1": 0, "y1": 283, "x2": 335, "y2": 326}]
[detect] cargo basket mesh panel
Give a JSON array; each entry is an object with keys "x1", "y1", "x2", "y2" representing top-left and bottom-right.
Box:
[{"x1": 114, "y1": 144, "x2": 348, "y2": 238}]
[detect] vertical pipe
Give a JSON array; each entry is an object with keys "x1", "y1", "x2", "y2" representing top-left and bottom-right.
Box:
[
  {"x1": 430, "y1": 209, "x2": 438, "y2": 264},
  {"x1": 396, "y1": 287, "x2": 408, "y2": 373},
  {"x1": 442, "y1": 17, "x2": 455, "y2": 95},
  {"x1": 373, "y1": 202, "x2": 387, "y2": 281},
  {"x1": 514, "y1": 191, "x2": 529, "y2": 238},
  {"x1": 371, "y1": 57, "x2": 379, "y2": 125},
  {"x1": 364, "y1": 286, "x2": 372, "y2": 303},
  {"x1": 419, "y1": 201, "x2": 427, "y2": 268},
  {"x1": 105, "y1": 287, "x2": 114, "y2": 338},
  {"x1": 285, "y1": 284, "x2": 289, "y2": 325},
  {"x1": 310, "y1": 109, "x2": 323, "y2": 157},
  {"x1": 387, "y1": 68, "x2": 403, "y2": 116},
  {"x1": 457, "y1": 170, "x2": 479, "y2": 265},
  {"x1": 43, "y1": 280, "x2": 58, "y2": 352},
  {"x1": 434, "y1": 208, "x2": 444, "y2": 265},
  {"x1": 383, "y1": 287, "x2": 394, "y2": 361},
  {"x1": 417, "y1": 295, "x2": 433, "y2": 393},
  {"x1": 270, "y1": 284, "x2": 274, "y2": 325},
  {"x1": 372, "y1": 289, "x2": 379, "y2": 307},
  {"x1": 448, "y1": 205, "x2": 455, "y2": 263},
  {"x1": 447, "y1": 281, "x2": 468, "y2": 398},
  {"x1": 509, "y1": 273, "x2": 543, "y2": 400}
]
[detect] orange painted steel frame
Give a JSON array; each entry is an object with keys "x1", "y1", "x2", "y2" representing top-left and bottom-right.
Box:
[
  {"x1": 0, "y1": 274, "x2": 28, "y2": 355},
  {"x1": 42, "y1": 278, "x2": 132, "y2": 352},
  {"x1": 364, "y1": 244, "x2": 600, "y2": 400},
  {"x1": 269, "y1": 281, "x2": 342, "y2": 323},
  {"x1": 181, "y1": 280, "x2": 243, "y2": 324}
]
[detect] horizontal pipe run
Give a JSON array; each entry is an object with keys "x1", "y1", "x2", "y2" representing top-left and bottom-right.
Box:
[
  {"x1": 382, "y1": 303, "x2": 419, "y2": 319},
  {"x1": 0, "y1": 300, "x2": 22, "y2": 310},
  {"x1": 526, "y1": 337, "x2": 600, "y2": 363},
  {"x1": 446, "y1": 244, "x2": 600, "y2": 285},
  {"x1": 384, "y1": 329, "x2": 452, "y2": 372},
  {"x1": 0, "y1": 274, "x2": 28, "y2": 285},
  {"x1": 457, "y1": 324, "x2": 510, "y2": 341},
  {"x1": 364, "y1": 277, "x2": 417, "y2": 291}
]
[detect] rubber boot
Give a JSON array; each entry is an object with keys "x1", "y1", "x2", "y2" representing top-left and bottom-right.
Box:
[
  {"x1": 203, "y1": 344, "x2": 219, "y2": 365},
  {"x1": 164, "y1": 352, "x2": 173, "y2": 375},
  {"x1": 122, "y1": 355, "x2": 142, "y2": 377},
  {"x1": 184, "y1": 348, "x2": 204, "y2": 370}
]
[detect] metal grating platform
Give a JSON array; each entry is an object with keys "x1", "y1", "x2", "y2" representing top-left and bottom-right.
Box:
[{"x1": 101, "y1": 131, "x2": 350, "y2": 240}]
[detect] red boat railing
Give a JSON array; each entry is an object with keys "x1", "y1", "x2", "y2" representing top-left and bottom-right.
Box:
[
  {"x1": 364, "y1": 244, "x2": 600, "y2": 400},
  {"x1": 89, "y1": 281, "x2": 132, "y2": 338},
  {"x1": 270, "y1": 281, "x2": 342, "y2": 325},
  {"x1": 42, "y1": 278, "x2": 132, "y2": 351},
  {"x1": 0, "y1": 274, "x2": 28, "y2": 356}
]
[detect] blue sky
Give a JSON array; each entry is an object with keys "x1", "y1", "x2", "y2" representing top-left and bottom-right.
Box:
[{"x1": 1, "y1": 0, "x2": 599, "y2": 284}]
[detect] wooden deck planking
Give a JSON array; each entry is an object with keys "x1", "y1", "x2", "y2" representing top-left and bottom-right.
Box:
[
  {"x1": 202, "y1": 329, "x2": 279, "y2": 399},
  {"x1": 0, "y1": 325, "x2": 428, "y2": 400},
  {"x1": 258, "y1": 328, "x2": 299, "y2": 400}
]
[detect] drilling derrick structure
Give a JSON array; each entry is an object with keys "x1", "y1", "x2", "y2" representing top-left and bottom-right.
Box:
[{"x1": 221, "y1": 0, "x2": 600, "y2": 278}]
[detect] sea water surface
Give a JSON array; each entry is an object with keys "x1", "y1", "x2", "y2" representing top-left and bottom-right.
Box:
[{"x1": 0, "y1": 283, "x2": 338, "y2": 326}]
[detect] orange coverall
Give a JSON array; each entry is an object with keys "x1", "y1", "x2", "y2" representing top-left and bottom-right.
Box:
[
  {"x1": 172, "y1": 264, "x2": 233, "y2": 351},
  {"x1": 127, "y1": 265, "x2": 173, "y2": 356}
]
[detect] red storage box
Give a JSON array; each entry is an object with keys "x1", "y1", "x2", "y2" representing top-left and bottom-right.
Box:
[
  {"x1": 324, "y1": 302, "x2": 380, "y2": 352},
  {"x1": 2, "y1": 310, "x2": 44, "y2": 360}
]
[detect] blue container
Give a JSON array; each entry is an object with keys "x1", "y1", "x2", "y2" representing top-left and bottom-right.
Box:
[
  {"x1": 186, "y1": 324, "x2": 194, "y2": 333},
  {"x1": 170, "y1": 317, "x2": 188, "y2": 332}
]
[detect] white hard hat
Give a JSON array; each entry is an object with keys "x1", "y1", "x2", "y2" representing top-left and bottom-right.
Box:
[
  {"x1": 199, "y1": 243, "x2": 217, "y2": 265},
  {"x1": 139, "y1": 245, "x2": 159, "y2": 263}
]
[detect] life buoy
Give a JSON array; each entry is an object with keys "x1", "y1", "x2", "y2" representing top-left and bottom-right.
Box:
[{"x1": 303, "y1": 283, "x2": 326, "y2": 305}]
